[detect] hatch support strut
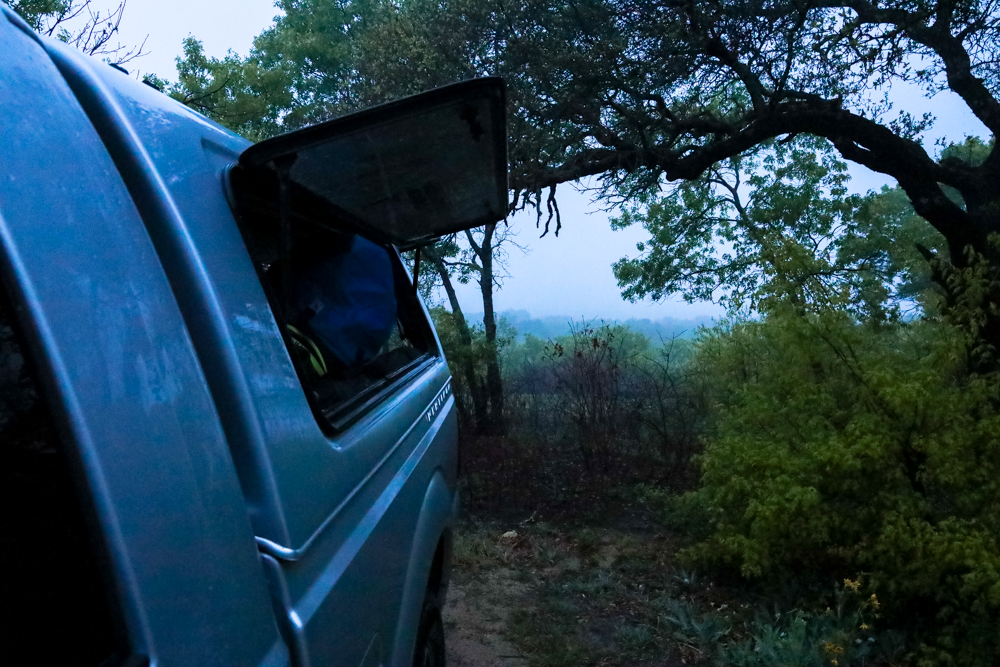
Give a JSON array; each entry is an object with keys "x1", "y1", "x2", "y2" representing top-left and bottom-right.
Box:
[
  {"x1": 412, "y1": 246, "x2": 422, "y2": 298},
  {"x1": 273, "y1": 155, "x2": 297, "y2": 315}
]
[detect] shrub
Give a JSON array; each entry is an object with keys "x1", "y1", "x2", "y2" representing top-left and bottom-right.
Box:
[
  {"x1": 720, "y1": 583, "x2": 905, "y2": 667},
  {"x1": 501, "y1": 321, "x2": 706, "y2": 487},
  {"x1": 656, "y1": 580, "x2": 904, "y2": 667},
  {"x1": 683, "y1": 304, "x2": 1000, "y2": 665}
]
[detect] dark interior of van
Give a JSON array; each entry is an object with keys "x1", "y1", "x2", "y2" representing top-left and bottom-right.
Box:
[{"x1": 228, "y1": 164, "x2": 437, "y2": 432}]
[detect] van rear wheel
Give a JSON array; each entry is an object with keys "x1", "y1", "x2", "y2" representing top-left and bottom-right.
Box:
[{"x1": 413, "y1": 593, "x2": 445, "y2": 667}]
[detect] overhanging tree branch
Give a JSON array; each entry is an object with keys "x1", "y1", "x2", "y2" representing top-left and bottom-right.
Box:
[{"x1": 833, "y1": 0, "x2": 1000, "y2": 134}]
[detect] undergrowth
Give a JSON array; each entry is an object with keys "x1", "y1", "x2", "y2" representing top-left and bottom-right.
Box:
[{"x1": 451, "y1": 514, "x2": 914, "y2": 667}]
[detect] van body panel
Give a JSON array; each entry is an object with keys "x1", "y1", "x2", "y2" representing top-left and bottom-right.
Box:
[
  {"x1": 0, "y1": 9, "x2": 287, "y2": 665},
  {"x1": 391, "y1": 453, "x2": 458, "y2": 666},
  {"x1": 273, "y1": 383, "x2": 456, "y2": 667},
  {"x1": 4, "y1": 7, "x2": 459, "y2": 664},
  {"x1": 42, "y1": 37, "x2": 299, "y2": 547}
]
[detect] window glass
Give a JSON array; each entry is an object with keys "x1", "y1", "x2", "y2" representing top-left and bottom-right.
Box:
[
  {"x1": 1, "y1": 283, "x2": 120, "y2": 665},
  {"x1": 232, "y1": 182, "x2": 436, "y2": 430}
]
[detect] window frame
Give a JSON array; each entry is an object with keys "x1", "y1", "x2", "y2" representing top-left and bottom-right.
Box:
[{"x1": 224, "y1": 166, "x2": 440, "y2": 434}]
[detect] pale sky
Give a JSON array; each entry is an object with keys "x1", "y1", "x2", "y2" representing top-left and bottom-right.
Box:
[{"x1": 108, "y1": 0, "x2": 988, "y2": 321}]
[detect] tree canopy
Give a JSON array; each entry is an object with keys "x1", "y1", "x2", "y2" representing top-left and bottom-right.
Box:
[
  {"x1": 610, "y1": 137, "x2": 948, "y2": 319},
  {"x1": 174, "y1": 0, "x2": 997, "y2": 258}
]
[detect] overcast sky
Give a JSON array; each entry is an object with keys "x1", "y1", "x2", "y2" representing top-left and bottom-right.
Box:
[{"x1": 109, "y1": 0, "x2": 988, "y2": 321}]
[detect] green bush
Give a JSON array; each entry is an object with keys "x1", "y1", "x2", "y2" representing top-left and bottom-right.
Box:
[{"x1": 683, "y1": 304, "x2": 1000, "y2": 665}]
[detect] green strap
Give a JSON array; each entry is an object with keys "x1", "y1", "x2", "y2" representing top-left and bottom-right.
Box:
[{"x1": 287, "y1": 324, "x2": 328, "y2": 376}]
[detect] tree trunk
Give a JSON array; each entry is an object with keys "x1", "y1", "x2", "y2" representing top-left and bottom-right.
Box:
[
  {"x1": 426, "y1": 247, "x2": 489, "y2": 431},
  {"x1": 921, "y1": 229, "x2": 1000, "y2": 377},
  {"x1": 477, "y1": 223, "x2": 507, "y2": 435}
]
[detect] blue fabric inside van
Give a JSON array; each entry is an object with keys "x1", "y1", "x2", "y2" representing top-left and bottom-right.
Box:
[{"x1": 295, "y1": 236, "x2": 397, "y2": 368}]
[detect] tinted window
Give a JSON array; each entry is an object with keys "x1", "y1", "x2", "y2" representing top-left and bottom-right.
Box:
[
  {"x1": 230, "y1": 172, "x2": 437, "y2": 431},
  {"x1": 1, "y1": 284, "x2": 120, "y2": 665}
]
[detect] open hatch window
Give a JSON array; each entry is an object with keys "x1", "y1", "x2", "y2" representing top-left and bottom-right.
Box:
[
  {"x1": 237, "y1": 77, "x2": 507, "y2": 250},
  {"x1": 228, "y1": 78, "x2": 508, "y2": 432}
]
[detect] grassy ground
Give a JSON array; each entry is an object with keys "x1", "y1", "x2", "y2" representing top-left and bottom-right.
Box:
[
  {"x1": 450, "y1": 506, "x2": 752, "y2": 667},
  {"x1": 449, "y1": 498, "x2": 908, "y2": 667},
  {"x1": 451, "y1": 432, "x2": 909, "y2": 667},
  {"x1": 449, "y1": 430, "x2": 741, "y2": 666}
]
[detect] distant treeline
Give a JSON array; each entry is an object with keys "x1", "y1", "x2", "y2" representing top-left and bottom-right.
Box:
[{"x1": 466, "y1": 309, "x2": 716, "y2": 342}]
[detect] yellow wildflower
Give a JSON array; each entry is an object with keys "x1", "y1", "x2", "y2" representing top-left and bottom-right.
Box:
[
  {"x1": 824, "y1": 642, "x2": 844, "y2": 655},
  {"x1": 860, "y1": 623, "x2": 870, "y2": 630},
  {"x1": 844, "y1": 578, "x2": 861, "y2": 592},
  {"x1": 870, "y1": 593, "x2": 880, "y2": 609}
]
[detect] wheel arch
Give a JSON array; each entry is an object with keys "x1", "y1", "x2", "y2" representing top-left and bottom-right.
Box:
[{"x1": 390, "y1": 468, "x2": 456, "y2": 666}]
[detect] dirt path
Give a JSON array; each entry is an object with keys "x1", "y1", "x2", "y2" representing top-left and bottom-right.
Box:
[{"x1": 443, "y1": 574, "x2": 529, "y2": 667}]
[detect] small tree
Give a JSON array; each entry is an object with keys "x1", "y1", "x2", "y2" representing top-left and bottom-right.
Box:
[
  {"x1": 420, "y1": 225, "x2": 523, "y2": 436},
  {"x1": 12, "y1": 0, "x2": 146, "y2": 65},
  {"x1": 544, "y1": 324, "x2": 649, "y2": 474},
  {"x1": 635, "y1": 338, "x2": 706, "y2": 487}
]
